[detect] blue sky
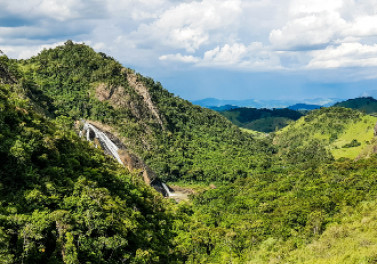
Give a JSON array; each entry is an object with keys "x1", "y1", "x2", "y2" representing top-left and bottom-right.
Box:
[{"x1": 2, "y1": 0, "x2": 377, "y2": 101}]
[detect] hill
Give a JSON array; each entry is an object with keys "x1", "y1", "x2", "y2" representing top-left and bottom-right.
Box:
[
  {"x1": 0, "y1": 69, "x2": 181, "y2": 262},
  {"x1": 219, "y1": 107, "x2": 303, "y2": 132},
  {"x1": 5, "y1": 42, "x2": 377, "y2": 263},
  {"x1": 18, "y1": 41, "x2": 273, "y2": 183},
  {"x1": 334, "y1": 96, "x2": 377, "y2": 114},
  {"x1": 274, "y1": 107, "x2": 377, "y2": 160}
]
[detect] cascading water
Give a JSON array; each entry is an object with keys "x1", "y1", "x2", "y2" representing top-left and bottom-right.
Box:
[
  {"x1": 162, "y1": 183, "x2": 175, "y2": 197},
  {"x1": 81, "y1": 122, "x2": 175, "y2": 198},
  {"x1": 82, "y1": 123, "x2": 123, "y2": 165}
]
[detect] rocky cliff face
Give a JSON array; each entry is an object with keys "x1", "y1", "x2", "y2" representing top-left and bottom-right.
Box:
[{"x1": 126, "y1": 71, "x2": 165, "y2": 130}]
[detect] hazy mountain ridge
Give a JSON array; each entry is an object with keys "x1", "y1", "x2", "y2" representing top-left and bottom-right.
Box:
[{"x1": 193, "y1": 97, "x2": 342, "y2": 109}]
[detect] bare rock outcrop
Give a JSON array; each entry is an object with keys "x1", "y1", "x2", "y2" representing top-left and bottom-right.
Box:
[{"x1": 126, "y1": 72, "x2": 165, "y2": 130}]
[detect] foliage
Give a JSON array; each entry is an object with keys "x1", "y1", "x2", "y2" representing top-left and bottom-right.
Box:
[
  {"x1": 175, "y1": 157, "x2": 377, "y2": 263},
  {"x1": 334, "y1": 96, "x2": 377, "y2": 114},
  {"x1": 219, "y1": 107, "x2": 303, "y2": 133},
  {"x1": 4, "y1": 42, "x2": 377, "y2": 263},
  {"x1": 274, "y1": 107, "x2": 377, "y2": 160},
  {"x1": 0, "y1": 84, "x2": 181, "y2": 263},
  {"x1": 18, "y1": 42, "x2": 276, "y2": 183}
]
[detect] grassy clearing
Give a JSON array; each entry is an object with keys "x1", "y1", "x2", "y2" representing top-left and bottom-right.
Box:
[{"x1": 331, "y1": 115, "x2": 377, "y2": 159}]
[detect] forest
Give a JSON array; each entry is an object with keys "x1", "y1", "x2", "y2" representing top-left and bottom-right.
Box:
[{"x1": 1, "y1": 42, "x2": 377, "y2": 263}]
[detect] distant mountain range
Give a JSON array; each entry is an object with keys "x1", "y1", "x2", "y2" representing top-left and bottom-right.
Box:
[
  {"x1": 287, "y1": 103, "x2": 322, "y2": 111},
  {"x1": 192, "y1": 97, "x2": 343, "y2": 109}
]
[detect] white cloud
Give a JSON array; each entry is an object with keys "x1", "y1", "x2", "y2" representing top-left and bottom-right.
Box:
[
  {"x1": 269, "y1": 12, "x2": 347, "y2": 50},
  {"x1": 133, "y1": 0, "x2": 242, "y2": 52},
  {"x1": 308, "y1": 42, "x2": 377, "y2": 68},
  {"x1": 159, "y1": 42, "x2": 281, "y2": 70},
  {"x1": 159, "y1": 53, "x2": 200, "y2": 63},
  {"x1": 2, "y1": 0, "x2": 377, "y2": 77},
  {"x1": 1, "y1": 41, "x2": 64, "y2": 59},
  {"x1": 201, "y1": 42, "x2": 281, "y2": 70}
]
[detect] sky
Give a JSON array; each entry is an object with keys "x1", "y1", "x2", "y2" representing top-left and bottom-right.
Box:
[{"x1": 2, "y1": 0, "x2": 377, "y2": 101}]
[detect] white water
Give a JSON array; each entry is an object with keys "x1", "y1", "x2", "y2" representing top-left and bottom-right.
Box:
[
  {"x1": 162, "y1": 183, "x2": 175, "y2": 197},
  {"x1": 82, "y1": 123, "x2": 123, "y2": 165},
  {"x1": 82, "y1": 122, "x2": 174, "y2": 197}
]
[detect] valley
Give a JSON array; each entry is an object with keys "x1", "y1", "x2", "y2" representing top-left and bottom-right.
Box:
[{"x1": 1, "y1": 42, "x2": 377, "y2": 263}]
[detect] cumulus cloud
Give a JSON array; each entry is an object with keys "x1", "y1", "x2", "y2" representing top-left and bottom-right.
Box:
[
  {"x1": 159, "y1": 42, "x2": 281, "y2": 70},
  {"x1": 308, "y1": 42, "x2": 377, "y2": 68},
  {"x1": 159, "y1": 53, "x2": 200, "y2": 63},
  {"x1": 133, "y1": 0, "x2": 242, "y2": 52},
  {"x1": 2, "y1": 0, "x2": 377, "y2": 77}
]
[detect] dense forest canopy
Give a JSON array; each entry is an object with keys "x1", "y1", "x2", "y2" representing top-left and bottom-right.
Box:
[{"x1": 2, "y1": 42, "x2": 377, "y2": 263}]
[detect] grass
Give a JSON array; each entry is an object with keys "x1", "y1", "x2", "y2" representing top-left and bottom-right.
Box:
[{"x1": 330, "y1": 115, "x2": 377, "y2": 159}]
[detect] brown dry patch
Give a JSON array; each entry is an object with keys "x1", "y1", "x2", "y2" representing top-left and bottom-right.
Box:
[{"x1": 95, "y1": 83, "x2": 131, "y2": 109}]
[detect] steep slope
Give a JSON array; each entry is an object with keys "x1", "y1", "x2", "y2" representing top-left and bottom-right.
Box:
[
  {"x1": 334, "y1": 97, "x2": 377, "y2": 114},
  {"x1": 0, "y1": 82, "x2": 181, "y2": 263},
  {"x1": 219, "y1": 107, "x2": 303, "y2": 132},
  {"x1": 274, "y1": 107, "x2": 377, "y2": 160},
  {"x1": 18, "y1": 41, "x2": 274, "y2": 183}
]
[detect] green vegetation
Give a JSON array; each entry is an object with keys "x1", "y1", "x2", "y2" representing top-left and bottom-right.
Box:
[
  {"x1": 220, "y1": 107, "x2": 303, "y2": 132},
  {"x1": 0, "y1": 83, "x2": 181, "y2": 263},
  {"x1": 178, "y1": 157, "x2": 377, "y2": 263},
  {"x1": 274, "y1": 107, "x2": 377, "y2": 160},
  {"x1": 334, "y1": 96, "x2": 377, "y2": 114},
  {"x1": 3, "y1": 42, "x2": 377, "y2": 263},
  {"x1": 18, "y1": 42, "x2": 274, "y2": 183}
]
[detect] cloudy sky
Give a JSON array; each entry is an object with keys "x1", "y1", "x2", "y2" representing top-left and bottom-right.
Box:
[{"x1": 2, "y1": 0, "x2": 377, "y2": 101}]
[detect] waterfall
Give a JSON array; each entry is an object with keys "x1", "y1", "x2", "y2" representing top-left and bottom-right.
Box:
[
  {"x1": 162, "y1": 183, "x2": 175, "y2": 197},
  {"x1": 82, "y1": 122, "x2": 174, "y2": 197},
  {"x1": 83, "y1": 123, "x2": 123, "y2": 165}
]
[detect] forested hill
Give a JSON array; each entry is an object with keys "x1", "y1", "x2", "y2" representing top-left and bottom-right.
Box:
[
  {"x1": 274, "y1": 107, "x2": 377, "y2": 160},
  {"x1": 219, "y1": 107, "x2": 303, "y2": 132},
  {"x1": 17, "y1": 41, "x2": 274, "y2": 183},
  {"x1": 5, "y1": 42, "x2": 377, "y2": 263},
  {"x1": 334, "y1": 96, "x2": 377, "y2": 114},
  {"x1": 0, "y1": 66, "x2": 181, "y2": 262}
]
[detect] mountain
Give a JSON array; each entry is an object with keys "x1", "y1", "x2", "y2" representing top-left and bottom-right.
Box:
[
  {"x1": 18, "y1": 41, "x2": 273, "y2": 184},
  {"x1": 287, "y1": 103, "x2": 322, "y2": 111},
  {"x1": 219, "y1": 107, "x2": 303, "y2": 133},
  {"x1": 0, "y1": 59, "x2": 180, "y2": 263},
  {"x1": 208, "y1": 104, "x2": 239, "y2": 111},
  {"x1": 193, "y1": 97, "x2": 343, "y2": 109},
  {"x1": 4, "y1": 42, "x2": 377, "y2": 263},
  {"x1": 334, "y1": 96, "x2": 377, "y2": 114}
]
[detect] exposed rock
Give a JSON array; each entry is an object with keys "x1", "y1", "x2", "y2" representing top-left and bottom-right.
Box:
[
  {"x1": 126, "y1": 71, "x2": 165, "y2": 130},
  {"x1": 80, "y1": 121, "x2": 170, "y2": 196},
  {"x1": 374, "y1": 122, "x2": 377, "y2": 137}
]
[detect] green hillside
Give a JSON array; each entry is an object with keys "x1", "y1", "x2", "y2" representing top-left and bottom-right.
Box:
[
  {"x1": 219, "y1": 107, "x2": 303, "y2": 132},
  {"x1": 0, "y1": 82, "x2": 181, "y2": 263},
  {"x1": 4, "y1": 42, "x2": 377, "y2": 263},
  {"x1": 180, "y1": 157, "x2": 377, "y2": 263},
  {"x1": 334, "y1": 97, "x2": 377, "y2": 114},
  {"x1": 274, "y1": 107, "x2": 377, "y2": 160},
  {"x1": 18, "y1": 41, "x2": 274, "y2": 183}
]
